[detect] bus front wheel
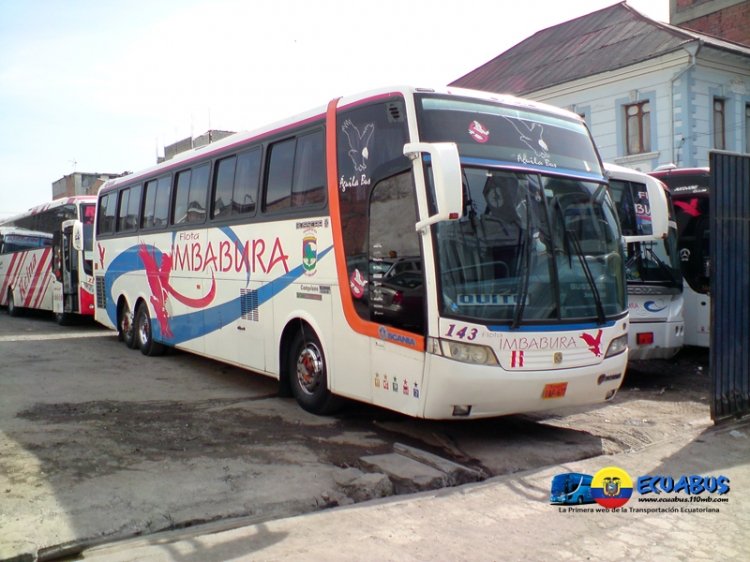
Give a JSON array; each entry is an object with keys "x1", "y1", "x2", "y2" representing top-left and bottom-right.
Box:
[
  {"x1": 135, "y1": 303, "x2": 165, "y2": 357},
  {"x1": 288, "y1": 329, "x2": 341, "y2": 415},
  {"x1": 118, "y1": 301, "x2": 137, "y2": 349}
]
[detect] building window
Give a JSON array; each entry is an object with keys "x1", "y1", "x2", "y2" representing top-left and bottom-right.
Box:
[
  {"x1": 625, "y1": 101, "x2": 650, "y2": 155},
  {"x1": 713, "y1": 98, "x2": 726, "y2": 150}
]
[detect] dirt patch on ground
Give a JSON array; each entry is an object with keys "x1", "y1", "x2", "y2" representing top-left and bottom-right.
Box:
[{"x1": 11, "y1": 398, "x2": 395, "y2": 485}]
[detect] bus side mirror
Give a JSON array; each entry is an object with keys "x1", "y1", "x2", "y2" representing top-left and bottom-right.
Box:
[
  {"x1": 72, "y1": 222, "x2": 84, "y2": 252},
  {"x1": 622, "y1": 176, "x2": 670, "y2": 244},
  {"x1": 403, "y1": 142, "x2": 462, "y2": 232}
]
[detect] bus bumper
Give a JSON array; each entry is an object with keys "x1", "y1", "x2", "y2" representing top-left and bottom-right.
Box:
[
  {"x1": 627, "y1": 320, "x2": 684, "y2": 361},
  {"x1": 420, "y1": 352, "x2": 626, "y2": 420}
]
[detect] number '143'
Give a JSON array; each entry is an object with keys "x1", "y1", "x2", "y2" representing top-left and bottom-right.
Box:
[{"x1": 445, "y1": 324, "x2": 478, "y2": 341}]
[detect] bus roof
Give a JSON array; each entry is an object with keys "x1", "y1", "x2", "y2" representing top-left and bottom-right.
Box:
[
  {"x1": 0, "y1": 195, "x2": 97, "y2": 227},
  {"x1": 98, "y1": 85, "x2": 588, "y2": 195},
  {"x1": 0, "y1": 225, "x2": 54, "y2": 239},
  {"x1": 649, "y1": 166, "x2": 710, "y2": 196}
]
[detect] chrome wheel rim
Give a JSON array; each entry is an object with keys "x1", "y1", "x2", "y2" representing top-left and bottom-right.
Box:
[{"x1": 296, "y1": 343, "x2": 323, "y2": 396}]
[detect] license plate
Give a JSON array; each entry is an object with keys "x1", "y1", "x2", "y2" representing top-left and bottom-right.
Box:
[{"x1": 542, "y1": 382, "x2": 568, "y2": 399}]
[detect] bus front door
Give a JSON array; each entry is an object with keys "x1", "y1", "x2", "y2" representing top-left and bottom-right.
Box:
[{"x1": 53, "y1": 223, "x2": 79, "y2": 323}]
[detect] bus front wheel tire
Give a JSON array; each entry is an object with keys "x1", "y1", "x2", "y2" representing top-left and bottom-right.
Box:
[{"x1": 288, "y1": 329, "x2": 341, "y2": 415}]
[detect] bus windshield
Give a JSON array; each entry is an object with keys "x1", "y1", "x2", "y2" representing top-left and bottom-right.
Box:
[
  {"x1": 608, "y1": 177, "x2": 681, "y2": 287},
  {"x1": 435, "y1": 169, "x2": 624, "y2": 324},
  {"x1": 417, "y1": 94, "x2": 602, "y2": 177}
]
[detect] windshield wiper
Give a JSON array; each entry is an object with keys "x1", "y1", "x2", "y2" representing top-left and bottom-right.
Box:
[
  {"x1": 645, "y1": 246, "x2": 681, "y2": 286},
  {"x1": 566, "y1": 229, "x2": 606, "y2": 325},
  {"x1": 511, "y1": 196, "x2": 533, "y2": 329}
]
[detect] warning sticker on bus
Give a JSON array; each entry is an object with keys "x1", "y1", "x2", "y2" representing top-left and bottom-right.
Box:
[{"x1": 542, "y1": 382, "x2": 568, "y2": 399}]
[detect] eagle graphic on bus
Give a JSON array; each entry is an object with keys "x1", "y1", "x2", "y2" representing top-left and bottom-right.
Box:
[
  {"x1": 579, "y1": 329, "x2": 603, "y2": 357},
  {"x1": 138, "y1": 243, "x2": 217, "y2": 338}
]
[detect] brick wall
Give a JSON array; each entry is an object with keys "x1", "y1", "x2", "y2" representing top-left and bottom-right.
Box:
[{"x1": 672, "y1": 0, "x2": 750, "y2": 46}]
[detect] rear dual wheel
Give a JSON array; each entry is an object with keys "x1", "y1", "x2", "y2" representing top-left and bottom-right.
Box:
[
  {"x1": 135, "y1": 303, "x2": 165, "y2": 356},
  {"x1": 118, "y1": 301, "x2": 136, "y2": 349}
]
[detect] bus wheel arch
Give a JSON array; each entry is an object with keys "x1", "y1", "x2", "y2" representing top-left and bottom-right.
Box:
[
  {"x1": 135, "y1": 300, "x2": 165, "y2": 357},
  {"x1": 117, "y1": 296, "x2": 137, "y2": 349},
  {"x1": 284, "y1": 320, "x2": 341, "y2": 415}
]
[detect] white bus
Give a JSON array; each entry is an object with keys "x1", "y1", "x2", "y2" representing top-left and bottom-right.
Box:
[
  {"x1": 649, "y1": 166, "x2": 710, "y2": 348},
  {"x1": 1, "y1": 196, "x2": 98, "y2": 324},
  {"x1": 93, "y1": 86, "x2": 667, "y2": 419},
  {"x1": 605, "y1": 163, "x2": 683, "y2": 360}
]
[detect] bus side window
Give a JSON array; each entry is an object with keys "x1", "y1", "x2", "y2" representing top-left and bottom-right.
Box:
[
  {"x1": 212, "y1": 155, "x2": 237, "y2": 219},
  {"x1": 265, "y1": 138, "x2": 295, "y2": 213},
  {"x1": 142, "y1": 179, "x2": 159, "y2": 229},
  {"x1": 97, "y1": 193, "x2": 116, "y2": 235},
  {"x1": 154, "y1": 176, "x2": 171, "y2": 228},
  {"x1": 186, "y1": 164, "x2": 209, "y2": 224},
  {"x1": 117, "y1": 185, "x2": 142, "y2": 232},
  {"x1": 233, "y1": 149, "x2": 260, "y2": 215},
  {"x1": 173, "y1": 170, "x2": 192, "y2": 225},
  {"x1": 292, "y1": 130, "x2": 325, "y2": 207}
]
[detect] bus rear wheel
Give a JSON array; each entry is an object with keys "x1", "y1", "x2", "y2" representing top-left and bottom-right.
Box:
[
  {"x1": 7, "y1": 290, "x2": 21, "y2": 317},
  {"x1": 55, "y1": 312, "x2": 72, "y2": 326},
  {"x1": 135, "y1": 303, "x2": 165, "y2": 357},
  {"x1": 288, "y1": 329, "x2": 341, "y2": 415},
  {"x1": 118, "y1": 301, "x2": 137, "y2": 349}
]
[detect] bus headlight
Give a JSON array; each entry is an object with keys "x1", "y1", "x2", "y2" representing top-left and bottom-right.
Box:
[
  {"x1": 428, "y1": 337, "x2": 498, "y2": 366},
  {"x1": 605, "y1": 335, "x2": 628, "y2": 358}
]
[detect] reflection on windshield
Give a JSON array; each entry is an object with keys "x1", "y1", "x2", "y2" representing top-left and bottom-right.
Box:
[{"x1": 436, "y1": 169, "x2": 624, "y2": 324}]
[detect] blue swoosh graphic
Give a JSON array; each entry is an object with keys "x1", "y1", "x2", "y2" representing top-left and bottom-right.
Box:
[
  {"x1": 105, "y1": 242, "x2": 332, "y2": 345},
  {"x1": 644, "y1": 300, "x2": 667, "y2": 313}
]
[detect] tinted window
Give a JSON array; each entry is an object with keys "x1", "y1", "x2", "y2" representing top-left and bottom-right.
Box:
[
  {"x1": 212, "y1": 156, "x2": 237, "y2": 219},
  {"x1": 292, "y1": 130, "x2": 325, "y2": 206},
  {"x1": 173, "y1": 170, "x2": 191, "y2": 225},
  {"x1": 97, "y1": 193, "x2": 116, "y2": 235},
  {"x1": 233, "y1": 149, "x2": 260, "y2": 215},
  {"x1": 265, "y1": 138, "x2": 295, "y2": 212},
  {"x1": 187, "y1": 164, "x2": 209, "y2": 224},
  {"x1": 117, "y1": 185, "x2": 142, "y2": 232},
  {"x1": 142, "y1": 176, "x2": 171, "y2": 229}
]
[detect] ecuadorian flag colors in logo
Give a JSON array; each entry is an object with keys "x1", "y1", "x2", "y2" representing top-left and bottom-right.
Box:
[{"x1": 591, "y1": 466, "x2": 633, "y2": 508}]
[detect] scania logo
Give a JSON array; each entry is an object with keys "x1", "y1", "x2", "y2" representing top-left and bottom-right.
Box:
[{"x1": 597, "y1": 373, "x2": 622, "y2": 385}]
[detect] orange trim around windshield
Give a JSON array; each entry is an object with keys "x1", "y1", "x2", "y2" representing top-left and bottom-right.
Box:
[{"x1": 325, "y1": 97, "x2": 425, "y2": 352}]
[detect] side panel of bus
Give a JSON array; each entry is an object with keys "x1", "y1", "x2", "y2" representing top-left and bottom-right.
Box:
[{"x1": 0, "y1": 246, "x2": 54, "y2": 312}]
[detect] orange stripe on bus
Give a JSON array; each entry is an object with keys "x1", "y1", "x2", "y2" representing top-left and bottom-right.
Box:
[{"x1": 325, "y1": 97, "x2": 424, "y2": 352}]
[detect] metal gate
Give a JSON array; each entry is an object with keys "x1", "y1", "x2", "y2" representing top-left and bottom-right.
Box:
[{"x1": 710, "y1": 150, "x2": 750, "y2": 421}]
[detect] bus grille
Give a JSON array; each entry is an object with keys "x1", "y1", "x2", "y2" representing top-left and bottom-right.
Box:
[
  {"x1": 95, "y1": 277, "x2": 106, "y2": 309},
  {"x1": 240, "y1": 289, "x2": 258, "y2": 321}
]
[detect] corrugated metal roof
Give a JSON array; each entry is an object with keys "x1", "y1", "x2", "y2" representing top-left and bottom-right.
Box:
[{"x1": 450, "y1": 2, "x2": 750, "y2": 96}]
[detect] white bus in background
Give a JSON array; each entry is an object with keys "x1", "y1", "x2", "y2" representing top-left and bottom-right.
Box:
[
  {"x1": 649, "y1": 166, "x2": 710, "y2": 348},
  {"x1": 93, "y1": 86, "x2": 668, "y2": 419},
  {"x1": 1, "y1": 196, "x2": 98, "y2": 324},
  {"x1": 605, "y1": 163, "x2": 684, "y2": 360}
]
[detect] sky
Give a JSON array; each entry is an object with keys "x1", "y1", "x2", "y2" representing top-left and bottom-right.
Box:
[{"x1": 0, "y1": 0, "x2": 669, "y2": 220}]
